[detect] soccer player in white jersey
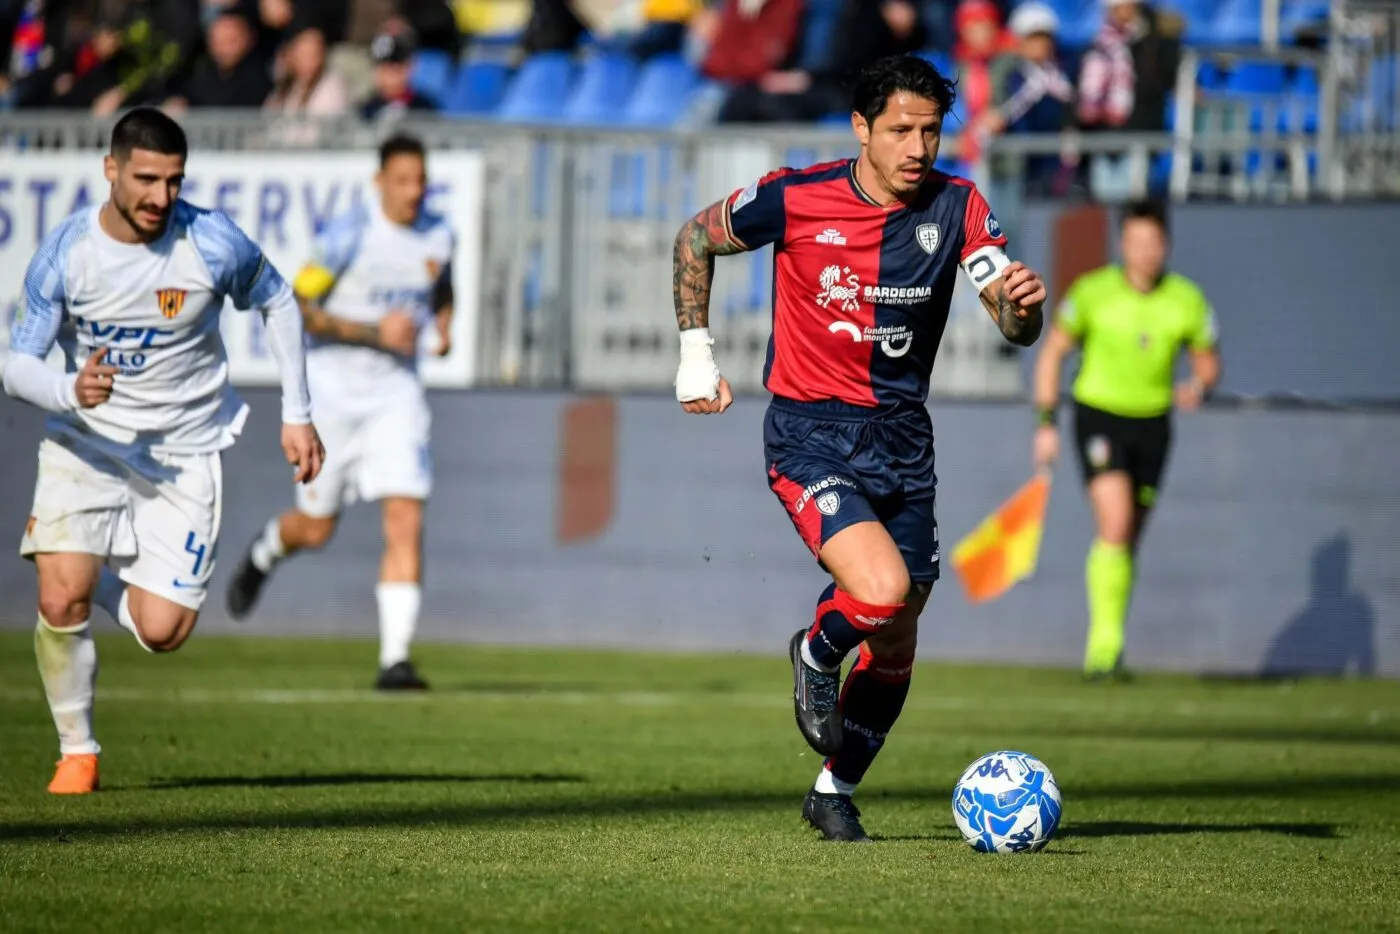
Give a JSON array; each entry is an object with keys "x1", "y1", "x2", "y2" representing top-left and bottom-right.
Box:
[
  {"x1": 1, "y1": 108, "x2": 324, "y2": 795},
  {"x1": 226, "y1": 134, "x2": 454, "y2": 691}
]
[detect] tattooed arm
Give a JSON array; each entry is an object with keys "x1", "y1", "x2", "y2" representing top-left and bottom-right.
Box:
[
  {"x1": 672, "y1": 199, "x2": 747, "y2": 332},
  {"x1": 978, "y1": 263, "x2": 1046, "y2": 347},
  {"x1": 673, "y1": 198, "x2": 754, "y2": 414}
]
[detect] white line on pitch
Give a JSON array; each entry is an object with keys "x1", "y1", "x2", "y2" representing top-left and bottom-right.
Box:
[{"x1": 0, "y1": 686, "x2": 1393, "y2": 724}]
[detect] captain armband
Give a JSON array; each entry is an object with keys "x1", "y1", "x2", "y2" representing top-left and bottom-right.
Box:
[{"x1": 960, "y1": 246, "x2": 1012, "y2": 293}]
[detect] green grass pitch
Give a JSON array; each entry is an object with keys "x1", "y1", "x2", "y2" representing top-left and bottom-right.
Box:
[{"x1": 2, "y1": 632, "x2": 1399, "y2": 933}]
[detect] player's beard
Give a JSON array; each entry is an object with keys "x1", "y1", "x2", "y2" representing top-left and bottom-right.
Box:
[{"x1": 115, "y1": 193, "x2": 171, "y2": 242}]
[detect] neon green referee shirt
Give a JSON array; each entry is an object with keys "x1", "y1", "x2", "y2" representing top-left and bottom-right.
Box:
[{"x1": 1057, "y1": 266, "x2": 1218, "y2": 418}]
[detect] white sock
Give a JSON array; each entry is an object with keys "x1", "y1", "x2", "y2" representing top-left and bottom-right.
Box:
[
  {"x1": 34, "y1": 616, "x2": 101, "y2": 756},
  {"x1": 377, "y1": 582, "x2": 421, "y2": 669},
  {"x1": 93, "y1": 566, "x2": 126, "y2": 625},
  {"x1": 113, "y1": 591, "x2": 154, "y2": 653},
  {"x1": 801, "y1": 637, "x2": 839, "y2": 673},
  {"x1": 250, "y1": 517, "x2": 287, "y2": 573},
  {"x1": 814, "y1": 766, "x2": 858, "y2": 798}
]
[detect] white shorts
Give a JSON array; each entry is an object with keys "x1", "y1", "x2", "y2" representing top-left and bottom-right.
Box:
[
  {"x1": 20, "y1": 434, "x2": 223, "y2": 610},
  {"x1": 296, "y1": 396, "x2": 432, "y2": 518}
]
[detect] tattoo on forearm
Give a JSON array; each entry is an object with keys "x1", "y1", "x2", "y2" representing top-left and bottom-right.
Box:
[
  {"x1": 993, "y1": 285, "x2": 1043, "y2": 347},
  {"x1": 673, "y1": 200, "x2": 744, "y2": 331}
]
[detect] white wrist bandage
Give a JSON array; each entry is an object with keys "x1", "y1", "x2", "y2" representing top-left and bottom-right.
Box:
[{"x1": 675, "y1": 328, "x2": 721, "y2": 403}]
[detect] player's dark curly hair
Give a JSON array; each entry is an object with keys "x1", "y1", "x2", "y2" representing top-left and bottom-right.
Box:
[
  {"x1": 852, "y1": 55, "x2": 958, "y2": 125},
  {"x1": 1122, "y1": 199, "x2": 1170, "y2": 235},
  {"x1": 110, "y1": 107, "x2": 187, "y2": 160},
  {"x1": 379, "y1": 133, "x2": 426, "y2": 168}
]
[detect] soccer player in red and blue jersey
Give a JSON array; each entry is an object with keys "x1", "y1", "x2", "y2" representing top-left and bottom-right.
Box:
[{"x1": 671, "y1": 55, "x2": 1047, "y2": 841}]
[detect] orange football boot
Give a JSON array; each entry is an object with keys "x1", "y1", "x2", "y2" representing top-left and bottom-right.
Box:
[{"x1": 47, "y1": 754, "x2": 99, "y2": 794}]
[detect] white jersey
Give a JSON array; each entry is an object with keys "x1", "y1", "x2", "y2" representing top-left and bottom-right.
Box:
[
  {"x1": 299, "y1": 203, "x2": 454, "y2": 417},
  {"x1": 11, "y1": 200, "x2": 299, "y2": 457}
]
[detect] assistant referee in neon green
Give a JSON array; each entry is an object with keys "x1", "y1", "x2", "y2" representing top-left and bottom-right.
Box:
[{"x1": 1031, "y1": 201, "x2": 1221, "y2": 678}]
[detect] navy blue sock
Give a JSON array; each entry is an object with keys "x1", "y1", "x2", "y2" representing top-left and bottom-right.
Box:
[{"x1": 826, "y1": 646, "x2": 914, "y2": 786}]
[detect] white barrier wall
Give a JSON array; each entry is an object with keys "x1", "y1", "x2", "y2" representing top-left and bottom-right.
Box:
[
  {"x1": 0, "y1": 390, "x2": 1395, "y2": 677},
  {"x1": 0, "y1": 151, "x2": 485, "y2": 386}
]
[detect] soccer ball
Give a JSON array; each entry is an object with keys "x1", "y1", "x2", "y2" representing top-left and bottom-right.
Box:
[{"x1": 952, "y1": 750, "x2": 1062, "y2": 853}]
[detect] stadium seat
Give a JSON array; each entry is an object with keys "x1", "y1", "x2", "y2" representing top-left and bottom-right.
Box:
[
  {"x1": 916, "y1": 49, "x2": 954, "y2": 77},
  {"x1": 1211, "y1": 0, "x2": 1263, "y2": 45},
  {"x1": 410, "y1": 49, "x2": 455, "y2": 107},
  {"x1": 443, "y1": 60, "x2": 510, "y2": 117},
  {"x1": 1225, "y1": 61, "x2": 1287, "y2": 95},
  {"x1": 563, "y1": 53, "x2": 639, "y2": 126},
  {"x1": 1280, "y1": 0, "x2": 1329, "y2": 40},
  {"x1": 497, "y1": 52, "x2": 575, "y2": 122},
  {"x1": 621, "y1": 54, "x2": 699, "y2": 127}
]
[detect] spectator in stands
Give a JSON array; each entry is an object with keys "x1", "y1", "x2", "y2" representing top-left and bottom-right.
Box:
[
  {"x1": 977, "y1": 1, "x2": 1074, "y2": 193},
  {"x1": 717, "y1": 0, "x2": 926, "y2": 124},
  {"x1": 629, "y1": 0, "x2": 703, "y2": 60},
  {"x1": 170, "y1": 9, "x2": 274, "y2": 109},
  {"x1": 265, "y1": 24, "x2": 349, "y2": 115},
  {"x1": 953, "y1": 0, "x2": 1014, "y2": 125},
  {"x1": 1076, "y1": 0, "x2": 1181, "y2": 201},
  {"x1": 46, "y1": 0, "x2": 201, "y2": 114},
  {"x1": 359, "y1": 26, "x2": 436, "y2": 119}
]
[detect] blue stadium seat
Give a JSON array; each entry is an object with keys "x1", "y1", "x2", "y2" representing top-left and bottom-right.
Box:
[
  {"x1": 563, "y1": 53, "x2": 639, "y2": 125},
  {"x1": 1281, "y1": 0, "x2": 1328, "y2": 40},
  {"x1": 916, "y1": 49, "x2": 954, "y2": 77},
  {"x1": 1225, "y1": 61, "x2": 1287, "y2": 95},
  {"x1": 410, "y1": 49, "x2": 455, "y2": 107},
  {"x1": 621, "y1": 54, "x2": 699, "y2": 127},
  {"x1": 1060, "y1": 4, "x2": 1103, "y2": 49},
  {"x1": 1212, "y1": 0, "x2": 1262, "y2": 45},
  {"x1": 497, "y1": 52, "x2": 575, "y2": 122},
  {"x1": 1197, "y1": 61, "x2": 1229, "y2": 91},
  {"x1": 443, "y1": 60, "x2": 511, "y2": 117}
]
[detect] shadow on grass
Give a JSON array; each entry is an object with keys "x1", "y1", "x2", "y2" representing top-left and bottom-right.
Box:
[
  {"x1": 1, "y1": 772, "x2": 1387, "y2": 842},
  {"x1": 1062, "y1": 820, "x2": 1340, "y2": 839},
  {"x1": 127, "y1": 772, "x2": 588, "y2": 791}
]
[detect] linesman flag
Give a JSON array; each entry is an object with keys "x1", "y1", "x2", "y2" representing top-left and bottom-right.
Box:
[{"x1": 951, "y1": 473, "x2": 1052, "y2": 604}]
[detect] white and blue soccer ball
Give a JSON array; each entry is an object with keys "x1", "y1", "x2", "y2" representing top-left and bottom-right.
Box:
[{"x1": 952, "y1": 750, "x2": 1062, "y2": 853}]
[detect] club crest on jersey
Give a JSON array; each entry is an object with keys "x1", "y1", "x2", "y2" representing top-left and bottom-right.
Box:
[
  {"x1": 915, "y1": 223, "x2": 941, "y2": 255},
  {"x1": 815, "y1": 265, "x2": 861, "y2": 313},
  {"x1": 155, "y1": 288, "x2": 187, "y2": 319}
]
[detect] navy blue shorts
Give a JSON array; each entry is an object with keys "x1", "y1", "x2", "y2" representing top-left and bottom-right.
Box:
[{"x1": 764, "y1": 398, "x2": 940, "y2": 583}]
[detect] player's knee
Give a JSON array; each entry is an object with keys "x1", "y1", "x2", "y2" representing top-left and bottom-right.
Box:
[
  {"x1": 134, "y1": 610, "x2": 198, "y2": 653},
  {"x1": 844, "y1": 565, "x2": 912, "y2": 608},
  {"x1": 300, "y1": 515, "x2": 338, "y2": 550},
  {"x1": 38, "y1": 591, "x2": 92, "y2": 630}
]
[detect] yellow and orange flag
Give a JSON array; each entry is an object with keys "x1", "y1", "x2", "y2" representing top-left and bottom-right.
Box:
[{"x1": 951, "y1": 473, "x2": 1052, "y2": 604}]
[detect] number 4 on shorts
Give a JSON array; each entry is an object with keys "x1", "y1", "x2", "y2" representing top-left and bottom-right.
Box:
[{"x1": 184, "y1": 532, "x2": 207, "y2": 577}]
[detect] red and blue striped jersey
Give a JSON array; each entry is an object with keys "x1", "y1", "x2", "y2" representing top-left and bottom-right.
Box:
[{"x1": 725, "y1": 159, "x2": 1008, "y2": 409}]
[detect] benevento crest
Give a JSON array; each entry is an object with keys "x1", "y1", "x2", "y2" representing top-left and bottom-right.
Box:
[{"x1": 156, "y1": 288, "x2": 188, "y2": 319}]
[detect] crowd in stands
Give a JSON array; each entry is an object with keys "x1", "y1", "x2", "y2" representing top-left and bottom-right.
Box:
[{"x1": 0, "y1": 0, "x2": 1325, "y2": 169}]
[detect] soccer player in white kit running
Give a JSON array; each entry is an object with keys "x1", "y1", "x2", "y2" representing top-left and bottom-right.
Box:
[
  {"x1": 1, "y1": 108, "x2": 324, "y2": 795},
  {"x1": 225, "y1": 134, "x2": 454, "y2": 691}
]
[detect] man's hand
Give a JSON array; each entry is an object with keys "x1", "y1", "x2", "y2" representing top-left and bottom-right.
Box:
[
  {"x1": 675, "y1": 328, "x2": 732, "y2": 414},
  {"x1": 1174, "y1": 378, "x2": 1205, "y2": 412},
  {"x1": 1002, "y1": 262, "x2": 1047, "y2": 310},
  {"x1": 681, "y1": 376, "x2": 733, "y2": 415},
  {"x1": 378, "y1": 311, "x2": 419, "y2": 356},
  {"x1": 281, "y1": 422, "x2": 325, "y2": 484},
  {"x1": 1033, "y1": 425, "x2": 1060, "y2": 469},
  {"x1": 433, "y1": 314, "x2": 452, "y2": 357},
  {"x1": 75, "y1": 347, "x2": 120, "y2": 408}
]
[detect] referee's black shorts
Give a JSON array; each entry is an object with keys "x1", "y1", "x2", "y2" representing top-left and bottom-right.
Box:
[{"x1": 1072, "y1": 401, "x2": 1173, "y2": 507}]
